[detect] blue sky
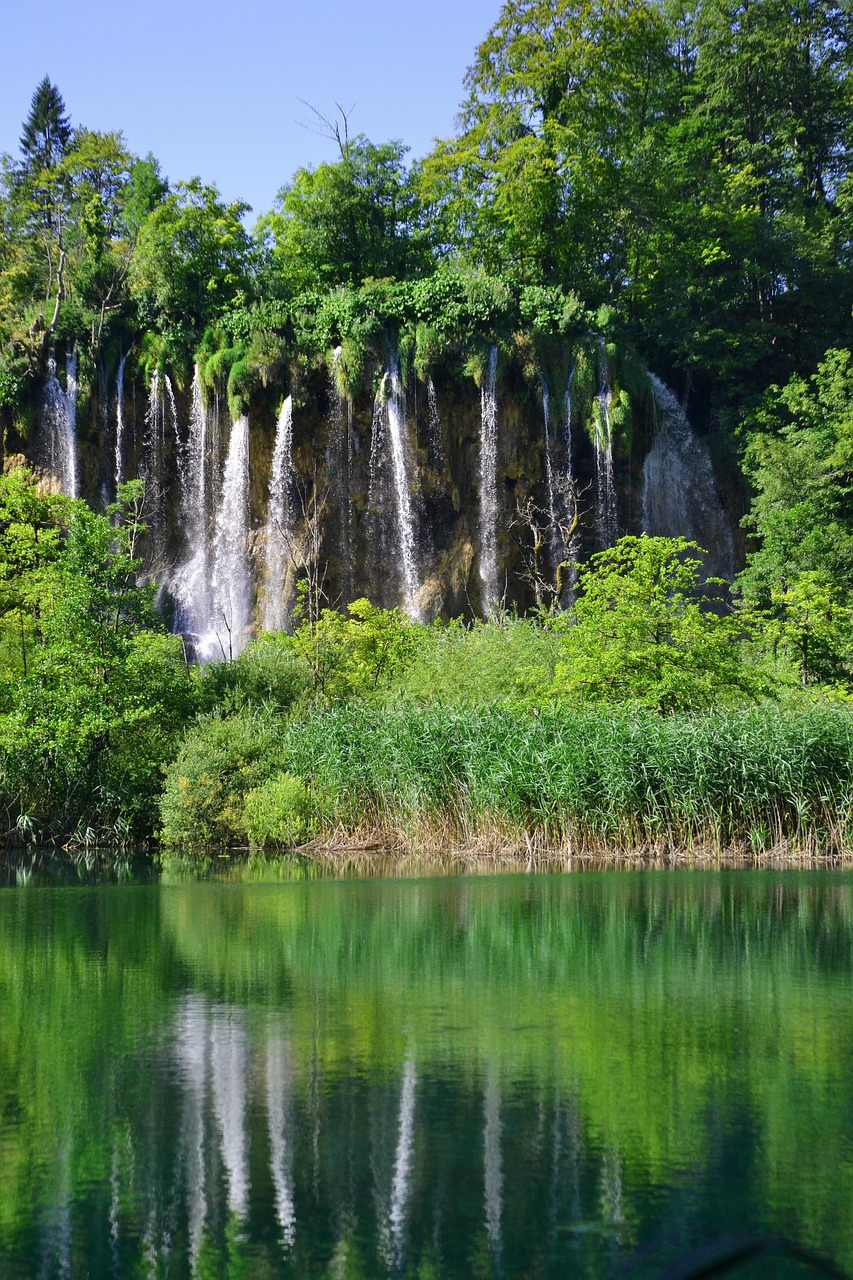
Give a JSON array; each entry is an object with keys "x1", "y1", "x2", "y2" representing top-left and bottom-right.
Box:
[{"x1": 2, "y1": 0, "x2": 500, "y2": 221}]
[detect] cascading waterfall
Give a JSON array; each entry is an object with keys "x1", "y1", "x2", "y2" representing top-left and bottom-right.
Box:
[
  {"x1": 172, "y1": 366, "x2": 214, "y2": 642},
  {"x1": 328, "y1": 353, "x2": 354, "y2": 603},
  {"x1": 594, "y1": 343, "x2": 617, "y2": 548},
  {"x1": 562, "y1": 372, "x2": 580, "y2": 600},
  {"x1": 202, "y1": 414, "x2": 252, "y2": 660},
  {"x1": 263, "y1": 394, "x2": 294, "y2": 632},
  {"x1": 479, "y1": 345, "x2": 500, "y2": 612},
  {"x1": 368, "y1": 352, "x2": 420, "y2": 614},
  {"x1": 115, "y1": 350, "x2": 128, "y2": 491},
  {"x1": 643, "y1": 375, "x2": 735, "y2": 580},
  {"x1": 41, "y1": 346, "x2": 78, "y2": 496}
]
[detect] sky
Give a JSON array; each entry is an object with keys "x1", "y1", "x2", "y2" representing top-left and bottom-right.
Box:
[{"x1": 1, "y1": 0, "x2": 501, "y2": 221}]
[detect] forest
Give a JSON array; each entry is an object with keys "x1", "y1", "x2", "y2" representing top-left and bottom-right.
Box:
[{"x1": 1, "y1": 0, "x2": 853, "y2": 856}]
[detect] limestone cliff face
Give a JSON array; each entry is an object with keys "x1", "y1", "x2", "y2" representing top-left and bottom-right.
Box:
[{"x1": 19, "y1": 344, "x2": 740, "y2": 643}]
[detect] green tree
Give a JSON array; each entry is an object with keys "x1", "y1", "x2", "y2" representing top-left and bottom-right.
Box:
[
  {"x1": 0, "y1": 472, "x2": 198, "y2": 841},
  {"x1": 552, "y1": 536, "x2": 753, "y2": 711},
  {"x1": 739, "y1": 347, "x2": 853, "y2": 684},
  {"x1": 129, "y1": 178, "x2": 251, "y2": 361},
  {"x1": 420, "y1": 0, "x2": 674, "y2": 294},
  {"x1": 258, "y1": 136, "x2": 425, "y2": 295},
  {"x1": 19, "y1": 77, "x2": 70, "y2": 175}
]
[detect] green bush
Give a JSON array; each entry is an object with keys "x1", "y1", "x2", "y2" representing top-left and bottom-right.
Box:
[
  {"x1": 243, "y1": 771, "x2": 316, "y2": 850},
  {"x1": 159, "y1": 711, "x2": 282, "y2": 848},
  {"x1": 199, "y1": 633, "x2": 313, "y2": 714}
]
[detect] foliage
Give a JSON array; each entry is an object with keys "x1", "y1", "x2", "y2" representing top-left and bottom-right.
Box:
[
  {"x1": 552, "y1": 536, "x2": 755, "y2": 712},
  {"x1": 0, "y1": 471, "x2": 198, "y2": 842},
  {"x1": 242, "y1": 771, "x2": 316, "y2": 849},
  {"x1": 276, "y1": 700, "x2": 853, "y2": 850},
  {"x1": 739, "y1": 348, "x2": 853, "y2": 687},
  {"x1": 290, "y1": 596, "x2": 423, "y2": 700},
  {"x1": 198, "y1": 631, "x2": 313, "y2": 715},
  {"x1": 158, "y1": 710, "x2": 283, "y2": 848}
]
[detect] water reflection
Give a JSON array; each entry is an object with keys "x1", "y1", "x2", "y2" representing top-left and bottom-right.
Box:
[{"x1": 1, "y1": 872, "x2": 853, "y2": 1278}]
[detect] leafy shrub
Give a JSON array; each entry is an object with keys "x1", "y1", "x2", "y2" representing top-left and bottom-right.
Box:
[
  {"x1": 159, "y1": 711, "x2": 282, "y2": 848},
  {"x1": 199, "y1": 633, "x2": 312, "y2": 714},
  {"x1": 243, "y1": 771, "x2": 316, "y2": 849}
]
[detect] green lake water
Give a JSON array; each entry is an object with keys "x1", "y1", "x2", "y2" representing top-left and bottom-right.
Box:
[{"x1": 1, "y1": 870, "x2": 852, "y2": 1279}]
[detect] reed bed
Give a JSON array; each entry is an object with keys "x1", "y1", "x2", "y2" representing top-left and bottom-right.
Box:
[{"x1": 277, "y1": 702, "x2": 853, "y2": 859}]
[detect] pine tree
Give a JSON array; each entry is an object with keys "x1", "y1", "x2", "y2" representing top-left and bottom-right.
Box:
[{"x1": 19, "y1": 77, "x2": 70, "y2": 173}]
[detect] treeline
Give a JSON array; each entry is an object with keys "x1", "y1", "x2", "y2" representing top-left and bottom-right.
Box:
[{"x1": 1, "y1": 0, "x2": 852, "y2": 419}]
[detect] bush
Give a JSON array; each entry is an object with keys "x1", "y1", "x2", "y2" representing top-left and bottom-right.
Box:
[
  {"x1": 243, "y1": 771, "x2": 316, "y2": 849},
  {"x1": 198, "y1": 633, "x2": 313, "y2": 714},
  {"x1": 158, "y1": 711, "x2": 282, "y2": 848}
]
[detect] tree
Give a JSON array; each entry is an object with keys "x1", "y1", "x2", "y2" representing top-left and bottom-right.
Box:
[
  {"x1": 19, "y1": 77, "x2": 70, "y2": 175},
  {"x1": 258, "y1": 137, "x2": 426, "y2": 296},
  {"x1": 738, "y1": 347, "x2": 853, "y2": 684},
  {"x1": 129, "y1": 178, "x2": 251, "y2": 359},
  {"x1": 552, "y1": 536, "x2": 753, "y2": 711},
  {"x1": 419, "y1": 0, "x2": 674, "y2": 294},
  {"x1": 0, "y1": 471, "x2": 198, "y2": 841}
]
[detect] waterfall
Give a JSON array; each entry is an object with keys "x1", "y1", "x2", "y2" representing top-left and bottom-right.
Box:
[
  {"x1": 115, "y1": 350, "x2": 128, "y2": 491},
  {"x1": 172, "y1": 366, "x2": 214, "y2": 643},
  {"x1": 479, "y1": 345, "x2": 500, "y2": 613},
  {"x1": 643, "y1": 375, "x2": 735, "y2": 580},
  {"x1": 41, "y1": 346, "x2": 78, "y2": 496},
  {"x1": 328, "y1": 355, "x2": 354, "y2": 604},
  {"x1": 263, "y1": 394, "x2": 294, "y2": 632},
  {"x1": 198, "y1": 414, "x2": 252, "y2": 660},
  {"x1": 562, "y1": 373, "x2": 580, "y2": 601},
  {"x1": 594, "y1": 344, "x2": 617, "y2": 548},
  {"x1": 368, "y1": 352, "x2": 420, "y2": 615}
]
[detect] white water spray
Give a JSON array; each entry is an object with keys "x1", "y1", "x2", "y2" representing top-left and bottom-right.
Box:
[
  {"x1": 264, "y1": 395, "x2": 294, "y2": 631},
  {"x1": 115, "y1": 350, "x2": 128, "y2": 491},
  {"x1": 594, "y1": 344, "x2": 617, "y2": 548},
  {"x1": 41, "y1": 346, "x2": 78, "y2": 496},
  {"x1": 201, "y1": 415, "x2": 252, "y2": 660},
  {"x1": 369, "y1": 353, "x2": 421, "y2": 614}
]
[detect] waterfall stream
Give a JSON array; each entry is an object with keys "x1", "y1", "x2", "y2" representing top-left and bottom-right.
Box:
[
  {"x1": 369, "y1": 351, "x2": 421, "y2": 614},
  {"x1": 594, "y1": 344, "x2": 617, "y2": 548},
  {"x1": 41, "y1": 346, "x2": 78, "y2": 496},
  {"x1": 264, "y1": 394, "x2": 294, "y2": 632},
  {"x1": 172, "y1": 366, "x2": 214, "y2": 643},
  {"x1": 479, "y1": 345, "x2": 500, "y2": 612},
  {"x1": 643, "y1": 375, "x2": 735, "y2": 579},
  {"x1": 115, "y1": 350, "x2": 128, "y2": 491},
  {"x1": 204, "y1": 414, "x2": 252, "y2": 660}
]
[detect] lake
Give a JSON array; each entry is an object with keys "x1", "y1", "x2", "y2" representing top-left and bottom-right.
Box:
[{"x1": 1, "y1": 869, "x2": 852, "y2": 1278}]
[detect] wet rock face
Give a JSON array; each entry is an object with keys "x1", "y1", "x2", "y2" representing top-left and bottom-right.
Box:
[{"x1": 24, "y1": 349, "x2": 738, "y2": 640}]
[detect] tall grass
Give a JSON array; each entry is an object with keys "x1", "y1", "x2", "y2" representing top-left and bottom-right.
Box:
[{"x1": 277, "y1": 702, "x2": 853, "y2": 857}]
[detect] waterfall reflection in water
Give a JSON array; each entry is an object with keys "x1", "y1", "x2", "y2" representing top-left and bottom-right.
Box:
[{"x1": 2, "y1": 874, "x2": 853, "y2": 1280}]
